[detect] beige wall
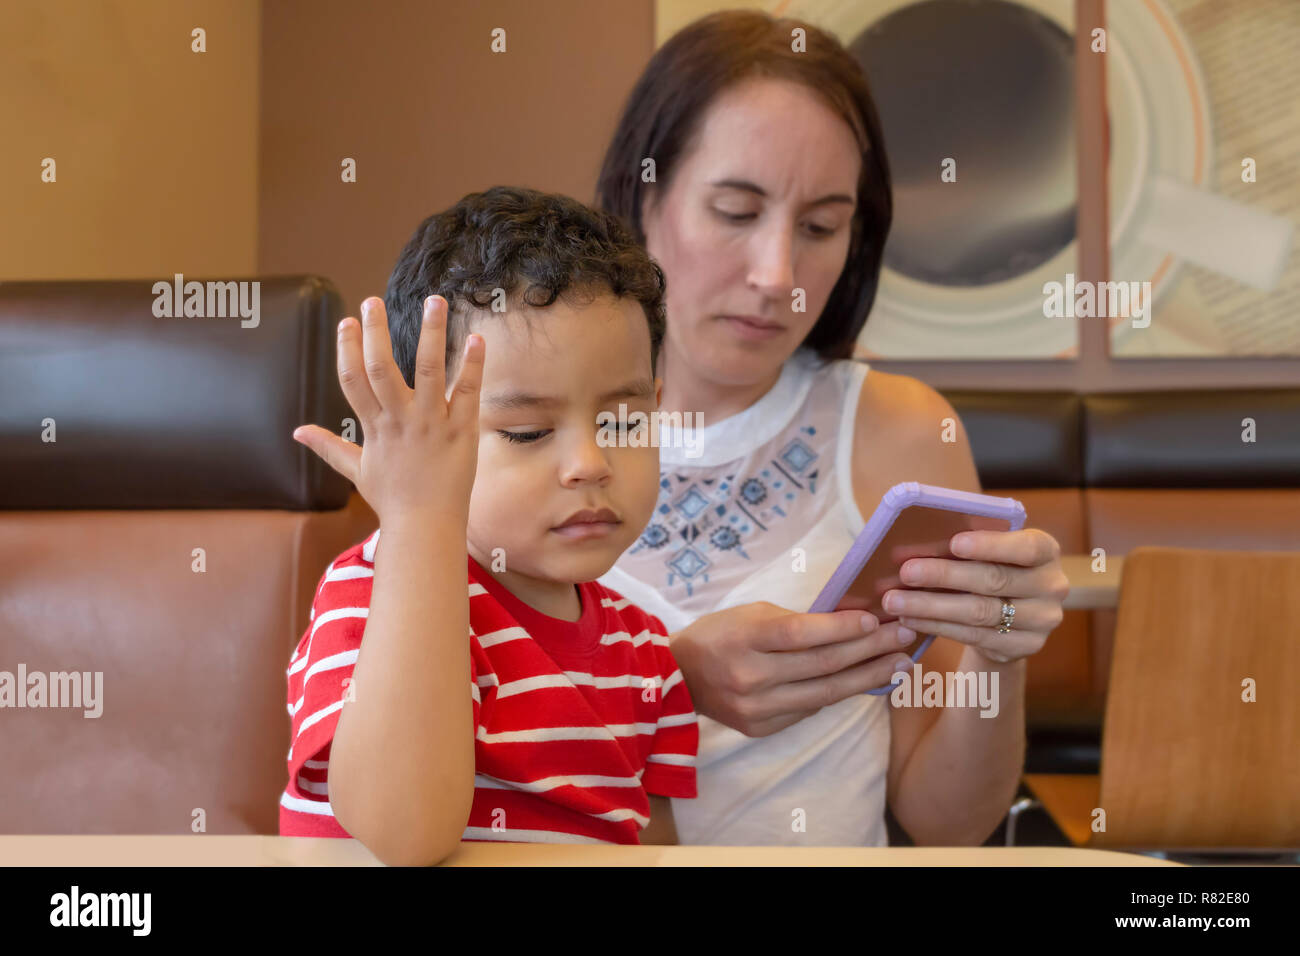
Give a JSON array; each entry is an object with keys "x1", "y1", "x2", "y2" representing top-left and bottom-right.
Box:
[
  {"x1": 2, "y1": 0, "x2": 1293, "y2": 390},
  {"x1": 257, "y1": 0, "x2": 656, "y2": 318},
  {"x1": 0, "y1": 0, "x2": 260, "y2": 279}
]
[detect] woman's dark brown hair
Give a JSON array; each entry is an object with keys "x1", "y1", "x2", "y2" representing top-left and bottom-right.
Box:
[{"x1": 595, "y1": 9, "x2": 893, "y2": 361}]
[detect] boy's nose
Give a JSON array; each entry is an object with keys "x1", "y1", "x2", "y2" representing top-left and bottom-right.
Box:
[{"x1": 558, "y1": 436, "x2": 613, "y2": 486}]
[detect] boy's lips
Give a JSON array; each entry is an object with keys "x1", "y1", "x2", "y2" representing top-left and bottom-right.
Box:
[{"x1": 552, "y1": 507, "x2": 621, "y2": 540}]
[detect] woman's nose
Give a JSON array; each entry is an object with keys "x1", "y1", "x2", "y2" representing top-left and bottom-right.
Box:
[{"x1": 746, "y1": 225, "x2": 796, "y2": 297}]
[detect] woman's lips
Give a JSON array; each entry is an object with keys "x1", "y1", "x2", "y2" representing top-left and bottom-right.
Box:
[{"x1": 721, "y1": 315, "x2": 785, "y2": 340}]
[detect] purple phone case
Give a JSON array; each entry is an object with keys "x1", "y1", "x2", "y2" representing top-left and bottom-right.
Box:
[{"x1": 808, "y1": 482, "x2": 1027, "y2": 695}]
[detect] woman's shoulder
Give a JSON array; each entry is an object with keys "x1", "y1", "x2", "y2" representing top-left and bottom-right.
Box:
[
  {"x1": 798, "y1": 349, "x2": 947, "y2": 415},
  {"x1": 847, "y1": 365, "x2": 979, "y2": 497},
  {"x1": 850, "y1": 367, "x2": 968, "y2": 472},
  {"x1": 853, "y1": 366, "x2": 957, "y2": 435},
  {"x1": 797, "y1": 348, "x2": 964, "y2": 456}
]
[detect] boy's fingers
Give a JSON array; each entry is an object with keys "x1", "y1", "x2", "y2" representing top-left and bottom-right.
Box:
[
  {"x1": 359, "y1": 297, "x2": 407, "y2": 410},
  {"x1": 413, "y1": 295, "x2": 447, "y2": 413},
  {"x1": 336, "y1": 316, "x2": 381, "y2": 423},
  {"x1": 292, "y1": 425, "x2": 362, "y2": 485},
  {"x1": 448, "y1": 333, "x2": 485, "y2": 424}
]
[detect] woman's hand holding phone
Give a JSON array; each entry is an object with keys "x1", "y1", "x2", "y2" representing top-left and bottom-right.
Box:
[
  {"x1": 668, "y1": 603, "x2": 918, "y2": 738},
  {"x1": 668, "y1": 484, "x2": 1069, "y2": 736},
  {"x1": 880, "y1": 527, "x2": 1069, "y2": 665}
]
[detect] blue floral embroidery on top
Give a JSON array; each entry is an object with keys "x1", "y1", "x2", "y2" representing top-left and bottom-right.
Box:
[
  {"x1": 624, "y1": 424, "x2": 824, "y2": 598},
  {"x1": 674, "y1": 486, "x2": 711, "y2": 520},
  {"x1": 667, "y1": 547, "x2": 710, "y2": 585},
  {"x1": 640, "y1": 524, "x2": 670, "y2": 549},
  {"x1": 780, "y1": 437, "x2": 816, "y2": 473},
  {"x1": 710, "y1": 526, "x2": 740, "y2": 550}
]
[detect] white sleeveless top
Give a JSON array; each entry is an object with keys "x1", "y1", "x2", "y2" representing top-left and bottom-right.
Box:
[{"x1": 599, "y1": 347, "x2": 891, "y2": 846}]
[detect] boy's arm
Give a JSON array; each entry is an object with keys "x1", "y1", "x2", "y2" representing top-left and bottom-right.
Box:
[
  {"x1": 291, "y1": 295, "x2": 484, "y2": 867},
  {"x1": 327, "y1": 519, "x2": 475, "y2": 866},
  {"x1": 641, "y1": 795, "x2": 679, "y2": 845}
]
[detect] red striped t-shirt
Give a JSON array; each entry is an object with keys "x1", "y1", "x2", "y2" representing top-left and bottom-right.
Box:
[{"x1": 279, "y1": 528, "x2": 698, "y2": 845}]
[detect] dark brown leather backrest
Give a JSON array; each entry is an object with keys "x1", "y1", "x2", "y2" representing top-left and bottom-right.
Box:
[
  {"x1": 0, "y1": 277, "x2": 353, "y2": 509},
  {"x1": 944, "y1": 387, "x2": 1300, "y2": 745},
  {"x1": 0, "y1": 277, "x2": 379, "y2": 835}
]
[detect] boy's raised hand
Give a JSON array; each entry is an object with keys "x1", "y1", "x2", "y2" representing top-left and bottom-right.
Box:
[{"x1": 292, "y1": 295, "x2": 485, "y2": 526}]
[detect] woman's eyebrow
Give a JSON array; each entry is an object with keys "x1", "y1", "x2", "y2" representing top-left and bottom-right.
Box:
[{"x1": 710, "y1": 178, "x2": 854, "y2": 208}]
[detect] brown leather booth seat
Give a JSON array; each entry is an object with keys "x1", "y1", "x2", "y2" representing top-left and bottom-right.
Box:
[
  {"x1": 2, "y1": 275, "x2": 1294, "y2": 834},
  {"x1": 0, "y1": 277, "x2": 377, "y2": 835},
  {"x1": 944, "y1": 387, "x2": 1300, "y2": 773}
]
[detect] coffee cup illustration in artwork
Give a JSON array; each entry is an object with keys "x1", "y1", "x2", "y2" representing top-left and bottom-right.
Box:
[{"x1": 782, "y1": 0, "x2": 1295, "y2": 356}]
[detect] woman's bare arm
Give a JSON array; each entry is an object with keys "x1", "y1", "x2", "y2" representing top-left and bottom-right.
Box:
[{"x1": 851, "y1": 373, "x2": 1059, "y2": 844}]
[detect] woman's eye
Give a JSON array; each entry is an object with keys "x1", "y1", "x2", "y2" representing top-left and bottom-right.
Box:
[
  {"x1": 498, "y1": 429, "x2": 550, "y2": 444},
  {"x1": 717, "y1": 207, "x2": 837, "y2": 236},
  {"x1": 715, "y1": 209, "x2": 756, "y2": 224}
]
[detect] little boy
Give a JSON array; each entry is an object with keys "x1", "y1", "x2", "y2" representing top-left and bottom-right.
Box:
[{"x1": 278, "y1": 187, "x2": 697, "y2": 865}]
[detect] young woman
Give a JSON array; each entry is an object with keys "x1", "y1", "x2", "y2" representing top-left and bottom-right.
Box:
[{"x1": 596, "y1": 11, "x2": 1069, "y2": 846}]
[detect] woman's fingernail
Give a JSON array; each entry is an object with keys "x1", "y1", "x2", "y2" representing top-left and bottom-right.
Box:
[
  {"x1": 893, "y1": 658, "x2": 913, "y2": 674},
  {"x1": 898, "y1": 625, "x2": 917, "y2": 645},
  {"x1": 952, "y1": 534, "x2": 971, "y2": 556},
  {"x1": 861, "y1": 614, "x2": 877, "y2": 633}
]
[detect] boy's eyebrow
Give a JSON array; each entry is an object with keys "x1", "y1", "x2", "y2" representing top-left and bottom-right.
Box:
[
  {"x1": 710, "y1": 178, "x2": 855, "y2": 208},
  {"x1": 599, "y1": 378, "x2": 657, "y2": 403},
  {"x1": 483, "y1": 377, "x2": 657, "y2": 411}
]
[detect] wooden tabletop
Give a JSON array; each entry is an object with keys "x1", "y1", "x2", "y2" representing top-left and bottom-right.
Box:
[
  {"x1": 1061, "y1": 554, "x2": 1124, "y2": 609},
  {"x1": 0, "y1": 835, "x2": 1178, "y2": 866}
]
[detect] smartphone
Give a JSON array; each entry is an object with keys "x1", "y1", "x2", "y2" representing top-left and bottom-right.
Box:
[{"x1": 808, "y1": 482, "x2": 1027, "y2": 694}]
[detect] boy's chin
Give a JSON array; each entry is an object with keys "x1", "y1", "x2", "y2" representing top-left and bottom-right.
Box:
[
  {"x1": 542, "y1": 544, "x2": 624, "y2": 584},
  {"x1": 471, "y1": 538, "x2": 624, "y2": 584}
]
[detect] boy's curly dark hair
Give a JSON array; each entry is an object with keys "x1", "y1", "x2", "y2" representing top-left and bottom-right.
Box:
[{"x1": 384, "y1": 186, "x2": 667, "y2": 387}]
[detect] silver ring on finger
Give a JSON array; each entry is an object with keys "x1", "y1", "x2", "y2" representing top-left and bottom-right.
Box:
[{"x1": 996, "y1": 599, "x2": 1016, "y2": 634}]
